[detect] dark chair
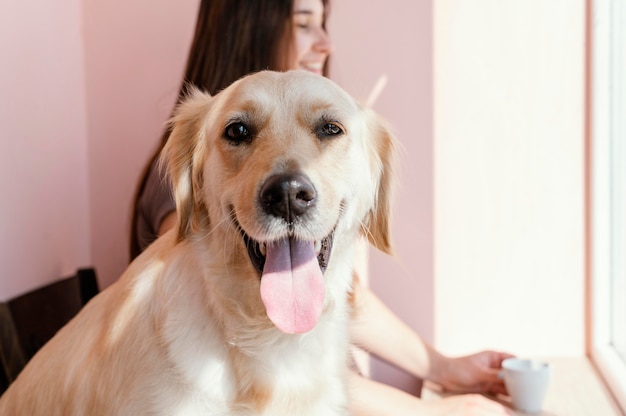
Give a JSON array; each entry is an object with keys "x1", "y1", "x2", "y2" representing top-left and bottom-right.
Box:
[{"x1": 0, "y1": 268, "x2": 99, "y2": 394}]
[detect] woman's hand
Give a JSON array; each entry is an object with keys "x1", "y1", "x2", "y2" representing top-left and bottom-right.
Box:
[{"x1": 435, "y1": 351, "x2": 514, "y2": 396}]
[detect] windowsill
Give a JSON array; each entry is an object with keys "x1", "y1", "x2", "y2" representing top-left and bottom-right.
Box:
[{"x1": 422, "y1": 357, "x2": 624, "y2": 415}]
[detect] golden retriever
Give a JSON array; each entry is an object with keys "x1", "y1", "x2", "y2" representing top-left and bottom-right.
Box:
[{"x1": 0, "y1": 70, "x2": 396, "y2": 415}]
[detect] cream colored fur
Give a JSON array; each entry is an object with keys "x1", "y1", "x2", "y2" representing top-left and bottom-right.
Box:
[{"x1": 0, "y1": 70, "x2": 396, "y2": 415}]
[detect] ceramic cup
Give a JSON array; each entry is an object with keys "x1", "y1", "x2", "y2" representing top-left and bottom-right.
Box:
[{"x1": 500, "y1": 358, "x2": 551, "y2": 413}]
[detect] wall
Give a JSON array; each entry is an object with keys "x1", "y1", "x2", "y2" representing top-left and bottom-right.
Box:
[
  {"x1": 434, "y1": 0, "x2": 586, "y2": 357},
  {"x1": 0, "y1": 0, "x2": 90, "y2": 299},
  {"x1": 0, "y1": 0, "x2": 199, "y2": 296},
  {"x1": 83, "y1": 0, "x2": 199, "y2": 288}
]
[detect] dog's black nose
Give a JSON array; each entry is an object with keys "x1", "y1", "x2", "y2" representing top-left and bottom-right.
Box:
[{"x1": 260, "y1": 173, "x2": 316, "y2": 222}]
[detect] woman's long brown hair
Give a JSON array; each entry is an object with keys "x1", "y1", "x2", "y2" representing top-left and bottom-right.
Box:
[{"x1": 129, "y1": 0, "x2": 330, "y2": 260}]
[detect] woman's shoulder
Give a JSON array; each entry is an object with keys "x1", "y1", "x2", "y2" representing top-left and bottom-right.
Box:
[
  {"x1": 142, "y1": 159, "x2": 173, "y2": 208},
  {"x1": 136, "y1": 159, "x2": 176, "y2": 247}
]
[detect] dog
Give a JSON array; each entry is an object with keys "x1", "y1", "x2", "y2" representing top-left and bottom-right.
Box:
[{"x1": 0, "y1": 70, "x2": 397, "y2": 415}]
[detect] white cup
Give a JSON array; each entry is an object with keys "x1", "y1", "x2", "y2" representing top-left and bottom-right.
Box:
[{"x1": 500, "y1": 358, "x2": 551, "y2": 413}]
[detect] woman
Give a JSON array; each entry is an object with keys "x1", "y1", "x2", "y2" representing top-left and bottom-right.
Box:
[{"x1": 131, "y1": 1, "x2": 513, "y2": 414}]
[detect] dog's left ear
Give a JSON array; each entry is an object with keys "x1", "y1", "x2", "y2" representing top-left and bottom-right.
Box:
[
  {"x1": 362, "y1": 110, "x2": 398, "y2": 255},
  {"x1": 161, "y1": 87, "x2": 213, "y2": 242}
]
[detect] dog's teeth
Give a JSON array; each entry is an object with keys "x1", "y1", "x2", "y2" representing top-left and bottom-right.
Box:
[
  {"x1": 314, "y1": 240, "x2": 321, "y2": 254},
  {"x1": 253, "y1": 243, "x2": 263, "y2": 258},
  {"x1": 260, "y1": 243, "x2": 266, "y2": 256}
]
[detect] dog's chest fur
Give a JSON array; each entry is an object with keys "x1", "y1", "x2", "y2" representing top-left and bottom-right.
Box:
[{"x1": 124, "y1": 236, "x2": 352, "y2": 415}]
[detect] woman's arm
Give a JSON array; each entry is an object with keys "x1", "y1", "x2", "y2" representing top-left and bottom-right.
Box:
[
  {"x1": 350, "y1": 279, "x2": 440, "y2": 380},
  {"x1": 158, "y1": 211, "x2": 177, "y2": 236},
  {"x1": 350, "y1": 281, "x2": 512, "y2": 395}
]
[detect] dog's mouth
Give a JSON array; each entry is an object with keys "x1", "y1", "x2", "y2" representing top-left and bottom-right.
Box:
[
  {"x1": 242, "y1": 231, "x2": 334, "y2": 277},
  {"x1": 238, "y1": 225, "x2": 334, "y2": 335}
]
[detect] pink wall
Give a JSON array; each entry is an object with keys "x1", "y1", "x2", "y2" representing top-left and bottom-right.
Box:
[
  {"x1": 0, "y1": 0, "x2": 90, "y2": 299},
  {"x1": 83, "y1": 0, "x2": 199, "y2": 288}
]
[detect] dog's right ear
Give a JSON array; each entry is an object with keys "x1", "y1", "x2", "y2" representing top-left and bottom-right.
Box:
[{"x1": 160, "y1": 87, "x2": 213, "y2": 242}]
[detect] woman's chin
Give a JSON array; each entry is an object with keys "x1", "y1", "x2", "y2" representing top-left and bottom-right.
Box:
[{"x1": 298, "y1": 65, "x2": 324, "y2": 75}]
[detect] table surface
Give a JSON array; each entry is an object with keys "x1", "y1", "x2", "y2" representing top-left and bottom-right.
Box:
[{"x1": 422, "y1": 357, "x2": 624, "y2": 416}]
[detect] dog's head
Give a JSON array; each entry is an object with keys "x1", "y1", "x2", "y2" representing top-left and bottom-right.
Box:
[{"x1": 162, "y1": 70, "x2": 396, "y2": 334}]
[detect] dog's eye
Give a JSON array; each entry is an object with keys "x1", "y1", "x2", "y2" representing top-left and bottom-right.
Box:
[
  {"x1": 224, "y1": 122, "x2": 251, "y2": 144},
  {"x1": 318, "y1": 122, "x2": 344, "y2": 138}
]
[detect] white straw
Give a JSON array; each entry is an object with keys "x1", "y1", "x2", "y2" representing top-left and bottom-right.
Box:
[{"x1": 365, "y1": 74, "x2": 388, "y2": 108}]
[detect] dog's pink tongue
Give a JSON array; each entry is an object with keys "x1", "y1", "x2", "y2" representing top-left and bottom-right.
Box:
[{"x1": 260, "y1": 238, "x2": 325, "y2": 334}]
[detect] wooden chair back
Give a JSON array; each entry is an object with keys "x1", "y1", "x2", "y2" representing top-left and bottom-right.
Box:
[{"x1": 0, "y1": 268, "x2": 99, "y2": 394}]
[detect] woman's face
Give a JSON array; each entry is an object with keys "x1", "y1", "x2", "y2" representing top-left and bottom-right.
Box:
[{"x1": 290, "y1": 0, "x2": 333, "y2": 74}]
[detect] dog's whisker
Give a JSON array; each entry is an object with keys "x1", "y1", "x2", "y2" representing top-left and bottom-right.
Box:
[
  {"x1": 193, "y1": 215, "x2": 231, "y2": 244},
  {"x1": 358, "y1": 220, "x2": 376, "y2": 245}
]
